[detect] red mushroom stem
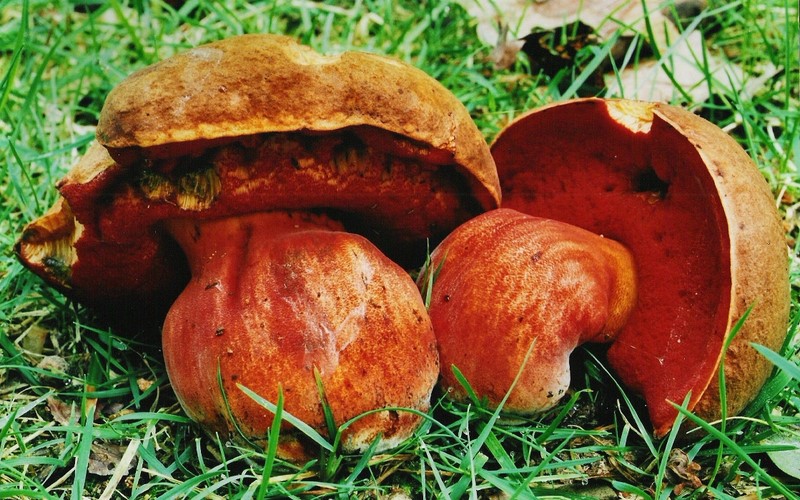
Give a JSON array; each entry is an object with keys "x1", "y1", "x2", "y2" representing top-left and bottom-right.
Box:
[{"x1": 162, "y1": 210, "x2": 439, "y2": 460}]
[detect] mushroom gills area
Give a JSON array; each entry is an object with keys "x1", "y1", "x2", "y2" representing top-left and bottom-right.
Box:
[
  {"x1": 161, "y1": 211, "x2": 439, "y2": 457},
  {"x1": 98, "y1": 127, "x2": 479, "y2": 247},
  {"x1": 494, "y1": 105, "x2": 731, "y2": 431}
]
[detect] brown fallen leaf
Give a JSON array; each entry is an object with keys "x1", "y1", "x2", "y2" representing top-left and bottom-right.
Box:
[
  {"x1": 763, "y1": 433, "x2": 800, "y2": 480},
  {"x1": 455, "y1": 0, "x2": 644, "y2": 49},
  {"x1": 666, "y1": 448, "x2": 704, "y2": 493},
  {"x1": 89, "y1": 442, "x2": 131, "y2": 476},
  {"x1": 36, "y1": 355, "x2": 70, "y2": 380},
  {"x1": 490, "y1": 24, "x2": 525, "y2": 70},
  {"x1": 521, "y1": 21, "x2": 604, "y2": 87},
  {"x1": 603, "y1": 23, "x2": 745, "y2": 102},
  {"x1": 136, "y1": 377, "x2": 155, "y2": 392},
  {"x1": 47, "y1": 397, "x2": 77, "y2": 426},
  {"x1": 21, "y1": 325, "x2": 49, "y2": 355}
]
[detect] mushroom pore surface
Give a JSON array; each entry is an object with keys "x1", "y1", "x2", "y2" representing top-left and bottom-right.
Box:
[{"x1": 18, "y1": 127, "x2": 484, "y2": 321}]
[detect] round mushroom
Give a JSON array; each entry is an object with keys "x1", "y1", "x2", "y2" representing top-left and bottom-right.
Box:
[
  {"x1": 15, "y1": 34, "x2": 500, "y2": 458},
  {"x1": 420, "y1": 98, "x2": 790, "y2": 436}
]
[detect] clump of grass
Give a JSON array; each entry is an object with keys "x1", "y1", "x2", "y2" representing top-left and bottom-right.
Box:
[{"x1": 2, "y1": 0, "x2": 798, "y2": 497}]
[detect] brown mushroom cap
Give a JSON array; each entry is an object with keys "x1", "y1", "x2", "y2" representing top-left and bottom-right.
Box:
[
  {"x1": 15, "y1": 34, "x2": 499, "y2": 322},
  {"x1": 490, "y1": 98, "x2": 789, "y2": 435},
  {"x1": 96, "y1": 33, "x2": 499, "y2": 210}
]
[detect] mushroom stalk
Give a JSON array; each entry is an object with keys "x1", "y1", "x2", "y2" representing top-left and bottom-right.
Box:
[
  {"x1": 420, "y1": 208, "x2": 637, "y2": 412},
  {"x1": 162, "y1": 211, "x2": 439, "y2": 460}
]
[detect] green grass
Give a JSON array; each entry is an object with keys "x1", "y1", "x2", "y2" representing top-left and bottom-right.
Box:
[{"x1": 1, "y1": 0, "x2": 799, "y2": 497}]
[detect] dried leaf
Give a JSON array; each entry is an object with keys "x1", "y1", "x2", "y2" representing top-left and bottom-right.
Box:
[
  {"x1": 89, "y1": 442, "x2": 130, "y2": 476},
  {"x1": 457, "y1": 0, "x2": 739, "y2": 104},
  {"x1": 764, "y1": 434, "x2": 800, "y2": 480},
  {"x1": 455, "y1": 0, "x2": 646, "y2": 48},
  {"x1": 136, "y1": 377, "x2": 155, "y2": 392},
  {"x1": 521, "y1": 21, "x2": 604, "y2": 86},
  {"x1": 666, "y1": 448, "x2": 704, "y2": 490},
  {"x1": 36, "y1": 355, "x2": 70, "y2": 379},
  {"x1": 383, "y1": 489, "x2": 414, "y2": 500},
  {"x1": 490, "y1": 24, "x2": 526, "y2": 69},
  {"x1": 47, "y1": 397, "x2": 77, "y2": 426},
  {"x1": 97, "y1": 439, "x2": 141, "y2": 500},
  {"x1": 21, "y1": 325, "x2": 49, "y2": 355},
  {"x1": 604, "y1": 27, "x2": 744, "y2": 102}
]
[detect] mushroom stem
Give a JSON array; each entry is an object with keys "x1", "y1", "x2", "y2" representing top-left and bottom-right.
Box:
[
  {"x1": 420, "y1": 208, "x2": 637, "y2": 413},
  {"x1": 161, "y1": 211, "x2": 439, "y2": 460},
  {"x1": 163, "y1": 211, "x2": 344, "y2": 277}
]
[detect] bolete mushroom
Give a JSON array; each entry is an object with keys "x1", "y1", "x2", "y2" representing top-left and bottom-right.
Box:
[
  {"x1": 420, "y1": 98, "x2": 789, "y2": 436},
  {"x1": 16, "y1": 34, "x2": 500, "y2": 458}
]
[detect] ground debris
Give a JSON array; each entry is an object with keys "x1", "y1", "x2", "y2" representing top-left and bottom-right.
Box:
[
  {"x1": 37, "y1": 355, "x2": 70, "y2": 380},
  {"x1": 455, "y1": 0, "x2": 743, "y2": 103},
  {"x1": 666, "y1": 448, "x2": 704, "y2": 494},
  {"x1": 89, "y1": 442, "x2": 131, "y2": 476},
  {"x1": 47, "y1": 396, "x2": 77, "y2": 426}
]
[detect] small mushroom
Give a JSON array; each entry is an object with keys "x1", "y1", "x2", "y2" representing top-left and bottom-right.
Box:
[
  {"x1": 420, "y1": 98, "x2": 790, "y2": 436},
  {"x1": 16, "y1": 34, "x2": 501, "y2": 458}
]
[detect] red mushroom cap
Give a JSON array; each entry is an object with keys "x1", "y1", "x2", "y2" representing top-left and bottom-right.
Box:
[{"x1": 420, "y1": 208, "x2": 637, "y2": 412}]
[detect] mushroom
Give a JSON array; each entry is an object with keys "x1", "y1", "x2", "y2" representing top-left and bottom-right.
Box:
[
  {"x1": 16, "y1": 34, "x2": 500, "y2": 458},
  {"x1": 420, "y1": 98, "x2": 790, "y2": 436},
  {"x1": 420, "y1": 208, "x2": 638, "y2": 411}
]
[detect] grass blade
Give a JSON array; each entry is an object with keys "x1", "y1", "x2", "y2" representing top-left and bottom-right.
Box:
[
  {"x1": 238, "y1": 384, "x2": 333, "y2": 453},
  {"x1": 71, "y1": 402, "x2": 96, "y2": 500},
  {"x1": 752, "y1": 343, "x2": 800, "y2": 381},
  {"x1": 674, "y1": 404, "x2": 796, "y2": 499},
  {"x1": 256, "y1": 386, "x2": 284, "y2": 499}
]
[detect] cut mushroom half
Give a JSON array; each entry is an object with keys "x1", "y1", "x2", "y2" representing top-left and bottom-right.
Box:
[{"x1": 420, "y1": 98, "x2": 790, "y2": 436}]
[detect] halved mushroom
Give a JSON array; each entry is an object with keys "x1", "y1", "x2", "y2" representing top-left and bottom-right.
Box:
[
  {"x1": 420, "y1": 98, "x2": 789, "y2": 436},
  {"x1": 16, "y1": 34, "x2": 500, "y2": 458}
]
